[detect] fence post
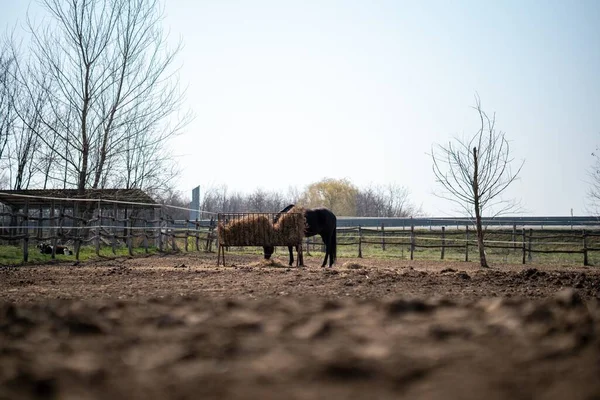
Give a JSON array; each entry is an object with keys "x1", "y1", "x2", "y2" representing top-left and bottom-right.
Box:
[
  {"x1": 50, "y1": 200, "x2": 56, "y2": 260},
  {"x1": 74, "y1": 201, "x2": 81, "y2": 262},
  {"x1": 410, "y1": 225, "x2": 415, "y2": 260},
  {"x1": 23, "y1": 200, "x2": 29, "y2": 263},
  {"x1": 128, "y1": 213, "x2": 133, "y2": 257},
  {"x1": 205, "y1": 217, "x2": 214, "y2": 252},
  {"x1": 37, "y1": 206, "x2": 43, "y2": 242},
  {"x1": 158, "y1": 207, "x2": 164, "y2": 252},
  {"x1": 195, "y1": 218, "x2": 200, "y2": 251},
  {"x1": 522, "y1": 228, "x2": 526, "y2": 264},
  {"x1": 144, "y1": 217, "x2": 149, "y2": 254},
  {"x1": 381, "y1": 222, "x2": 385, "y2": 251},
  {"x1": 95, "y1": 201, "x2": 101, "y2": 256},
  {"x1": 465, "y1": 225, "x2": 469, "y2": 262},
  {"x1": 171, "y1": 217, "x2": 176, "y2": 251},
  {"x1": 528, "y1": 228, "x2": 533, "y2": 262},
  {"x1": 306, "y1": 237, "x2": 311, "y2": 256},
  {"x1": 185, "y1": 219, "x2": 189, "y2": 252},
  {"x1": 112, "y1": 203, "x2": 118, "y2": 255},
  {"x1": 57, "y1": 204, "x2": 64, "y2": 259},
  {"x1": 441, "y1": 226, "x2": 446, "y2": 260},
  {"x1": 583, "y1": 229, "x2": 589, "y2": 266},
  {"x1": 358, "y1": 226, "x2": 362, "y2": 258},
  {"x1": 512, "y1": 224, "x2": 517, "y2": 252},
  {"x1": 123, "y1": 205, "x2": 128, "y2": 250}
]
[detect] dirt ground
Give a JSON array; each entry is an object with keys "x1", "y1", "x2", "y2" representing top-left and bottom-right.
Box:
[{"x1": 1, "y1": 252, "x2": 600, "y2": 400}]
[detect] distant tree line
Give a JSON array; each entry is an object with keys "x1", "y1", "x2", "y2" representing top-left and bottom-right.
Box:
[{"x1": 193, "y1": 178, "x2": 421, "y2": 218}]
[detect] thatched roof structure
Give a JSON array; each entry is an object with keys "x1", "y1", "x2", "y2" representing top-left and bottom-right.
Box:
[{"x1": 0, "y1": 189, "x2": 156, "y2": 209}]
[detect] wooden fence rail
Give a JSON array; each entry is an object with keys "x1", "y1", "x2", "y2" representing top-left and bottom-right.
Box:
[
  {"x1": 303, "y1": 225, "x2": 600, "y2": 266},
  {"x1": 0, "y1": 201, "x2": 217, "y2": 263},
  {"x1": 3, "y1": 203, "x2": 600, "y2": 266}
]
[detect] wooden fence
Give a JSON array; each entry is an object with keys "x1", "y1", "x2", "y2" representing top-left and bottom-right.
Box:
[
  {"x1": 0, "y1": 200, "x2": 217, "y2": 263},
  {"x1": 3, "y1": 202, "x2": 600, "y2": 266},
  {"x1": 302, "y1": 225, "x2": 600, "y2": 266}
]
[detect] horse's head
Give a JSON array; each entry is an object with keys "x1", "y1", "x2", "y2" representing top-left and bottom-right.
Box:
[{"x1": 263, "y1": 245, "x2": 275, "y2": 259}]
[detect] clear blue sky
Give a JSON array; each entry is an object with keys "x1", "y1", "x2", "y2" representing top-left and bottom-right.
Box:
[{"x1": 3, "y1": 1, "x2": 600, "y2": 216}]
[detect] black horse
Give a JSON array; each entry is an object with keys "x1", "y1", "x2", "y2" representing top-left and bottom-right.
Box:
[{"x1": 264, "y1": 204, "x2": 337, "y2": 267}]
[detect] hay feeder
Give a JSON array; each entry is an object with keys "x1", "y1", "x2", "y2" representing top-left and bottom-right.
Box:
[{"x1": 217, "y1": 211, "x2": 306, "y2": 266}]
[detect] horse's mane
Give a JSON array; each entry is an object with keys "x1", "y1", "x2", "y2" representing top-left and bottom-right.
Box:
[
  {"x1": 273, "y1": 204, "x2": 296, "y2": 223},
  {"x1": 281, "y1": 204, "x2": 295, "y2": 213}
]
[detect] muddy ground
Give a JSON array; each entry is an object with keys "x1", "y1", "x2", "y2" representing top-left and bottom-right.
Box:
[{"x1": 1, "y1": 252, "x2": 600, "y2": 400}]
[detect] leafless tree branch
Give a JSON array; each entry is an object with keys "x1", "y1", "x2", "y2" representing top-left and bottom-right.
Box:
[{"x1": 431, "y1": 96, "x2": 524, "y2": 267}]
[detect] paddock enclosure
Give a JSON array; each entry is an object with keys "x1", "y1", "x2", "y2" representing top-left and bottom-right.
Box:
[
  {"x1": 1, "y1": 252, "x2": 600, "y2": 400},
  {"x1": 2, "y1": 192, "x2": 600, "y2": 398},
  {"x1": 2, "y1": 190, "x2": 600, "y2": 267}
]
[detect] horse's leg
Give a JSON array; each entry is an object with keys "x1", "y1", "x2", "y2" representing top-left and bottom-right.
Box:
[
  {"x1": 320, "y1": 233, "x2": 329, "y2": 267},
  {"x1": 288, "y1": 246, "x2": 294, "y2": 266},
  {"x1": 329, "y1": 225, "x2": 337, "y2": 267},
  {"x1": 297, "y1": 244, "x2": 304, "y2": 267}
]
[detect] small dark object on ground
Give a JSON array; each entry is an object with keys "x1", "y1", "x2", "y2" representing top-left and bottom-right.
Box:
[{"x1": 37, "y1": 243, "x2": 72, "y2": 256}]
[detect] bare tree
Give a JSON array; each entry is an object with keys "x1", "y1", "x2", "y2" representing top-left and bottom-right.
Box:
[
  {"x1": 7, "y1": 80, "x2": 45, "y2": 190},
  {"x1": 13, "y1": 0, "x2": 191, "y2": 194},
  {"x1": 199, "y1": 185, "x2": 297, "y2": 214},
  {"x1": 0, "y1": 36, "x2": 46, "y2": 190},
  {"x1": 156, "y1": 188, "x2": 190, "y2": 221},
  {"x1": 431, "y1": 96, "x2": 523, "y2": 267},
  {"x1": 587, "y1": 146, "x2": 600, "y2": 215},
  {"x1": 200, "y1": 185, "x2": 244, "y2": 214},
  {"x1": 0, "y1": 42, "x2": 17, "y2": 174},
  {"x1": 356, "y1": 183, "x2": 421, "y2": 217}
]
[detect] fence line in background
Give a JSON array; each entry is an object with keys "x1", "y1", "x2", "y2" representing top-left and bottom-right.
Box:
[
  {"x1": 325, "y1": 225, "x2": 598, "y2": 266},
  {"x1": 2, "y1": 197, "x2": 600, "y2": 265},
  {"x1": 0, "y1": 197, "x2": 218, "y2": 262}
]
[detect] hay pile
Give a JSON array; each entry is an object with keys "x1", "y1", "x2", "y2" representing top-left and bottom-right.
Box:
[
  {"x1": 343, "y1": 261, "x2": 365, "y2": 270},
  {"x1": 217, "y1": 209, "x2": 306, "y2": 246},
  {"x1": 251, "y1": 259, "x2": 288, "y2": 268},
  {"x1": 218, "y1": 215, "x2": 275, "y2": 246}
]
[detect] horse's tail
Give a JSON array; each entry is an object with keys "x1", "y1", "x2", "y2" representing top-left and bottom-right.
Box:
[
  {"x1": 331, "y1": 219, "x2": 337, "y2": 265},
  {"x1": 329, "y1": 213, "x2": 337, "y2": 265}
]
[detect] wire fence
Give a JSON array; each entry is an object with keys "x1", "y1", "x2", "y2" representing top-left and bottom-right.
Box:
[{"x1": 0, "y1": 195, "x2": 218, "y2": 263}]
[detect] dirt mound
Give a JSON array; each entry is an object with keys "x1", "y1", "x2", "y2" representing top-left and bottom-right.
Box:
[
  {"x1": 1, "y1": 253, "x2": 600, "y2": 399},
  {"x1": 1, "y1": 291, "x2": 599, "y2": 399}
]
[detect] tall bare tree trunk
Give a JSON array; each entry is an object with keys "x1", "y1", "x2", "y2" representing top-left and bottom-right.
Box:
[
  {"x1": 432, "y1": 95, "x2": 523, "y2": 268},
  {"x1": 472, "y1": 147, "x2": 488, "y2": 268}
]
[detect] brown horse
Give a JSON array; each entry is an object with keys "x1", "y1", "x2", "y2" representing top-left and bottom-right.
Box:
[{"x1": 263, "y1": 204, "x2": 337, "y2": 267}]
